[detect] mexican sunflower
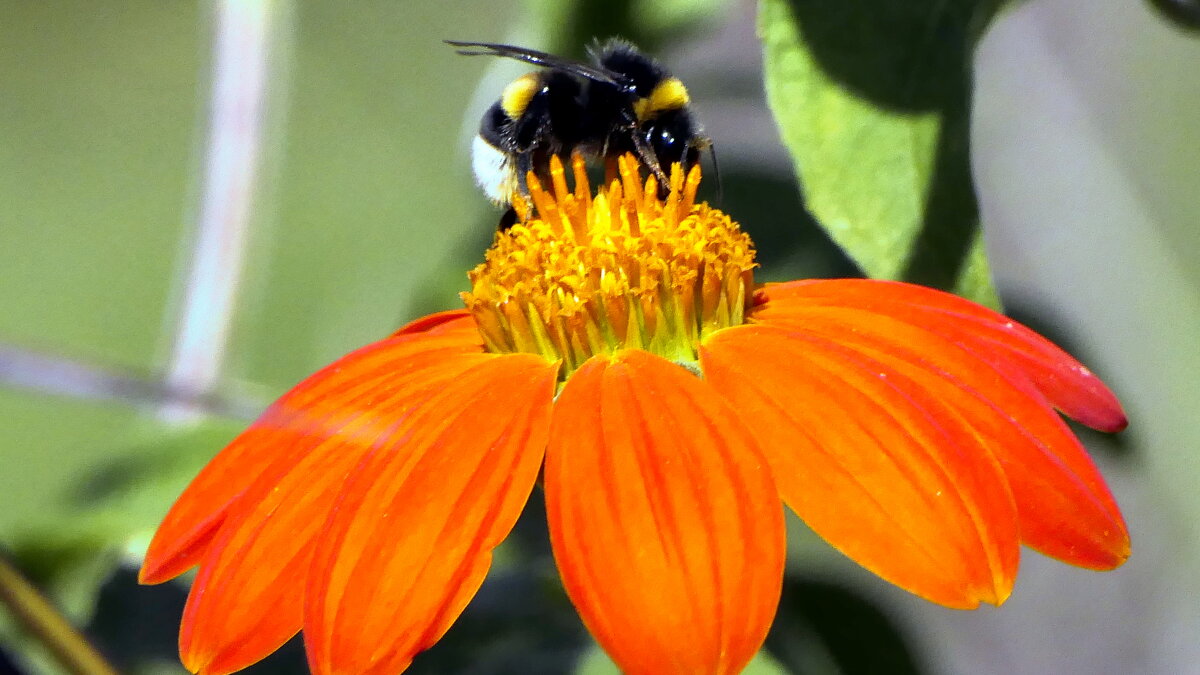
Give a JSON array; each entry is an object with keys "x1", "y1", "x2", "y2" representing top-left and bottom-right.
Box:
[{"x1": 140, "y1": 154, "x2": 1129, "y2": 675}]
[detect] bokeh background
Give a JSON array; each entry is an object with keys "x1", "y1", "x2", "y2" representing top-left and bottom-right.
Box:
[{"x1": 1, "y1": 0, "x2": 1197, "y2": 673}]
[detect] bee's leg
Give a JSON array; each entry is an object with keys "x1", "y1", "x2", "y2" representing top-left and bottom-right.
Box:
[
  {"x1": 501, "y1": 150, "x2": 538, "y2": 230},
  {"x1": 631, "y1": 131, "x2": 668, "y2": 190},
  {"x1": 513, "y1": 151, "x2": 535, "y2": 200}
]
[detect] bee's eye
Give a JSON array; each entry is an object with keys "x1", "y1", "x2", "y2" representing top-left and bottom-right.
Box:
[{"x1": 644, "y1": 110, "x2": 696, "y2": 169}]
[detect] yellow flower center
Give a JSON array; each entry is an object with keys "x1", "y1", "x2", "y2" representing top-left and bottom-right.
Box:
[{"x1": 462, "y1": 154, "x2": 756, "y2": 377}]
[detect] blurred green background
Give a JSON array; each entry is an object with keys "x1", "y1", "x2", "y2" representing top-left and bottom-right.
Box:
[{"x1": 1, "y1": 0, "x2": 1197, "y2": 673}]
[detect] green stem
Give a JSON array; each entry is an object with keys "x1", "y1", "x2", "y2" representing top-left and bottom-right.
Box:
[{"x1": 0, "y1": 552, "x2": 118, "y2": 675}]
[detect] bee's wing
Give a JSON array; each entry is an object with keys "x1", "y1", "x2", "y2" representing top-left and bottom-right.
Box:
[{"x1": 445, "y1": 40, "x2": 624, "y2": 87}]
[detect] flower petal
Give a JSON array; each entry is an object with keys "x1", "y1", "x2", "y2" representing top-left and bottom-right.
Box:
[
  {"x1": 304, "y1": 353, "x2": 557, "y2": 675},
  {"x1": 544, "y1": 350, "x2": 785, "y2": 675},
  {"x1": 764, "y1": 306, "x2": 1129, "y2": 569},
  {"x1": 702, "y1": 325, "x2": 1019, "y2": 608},
  {"x1": 392, "y1": 309, "x2": 480, "y2": 340},
  {"x1": 753, "y1": 279, "x2": 1127, "y2": 432},
  {"x1": 140, "y1": 332, "x2": 481, "y2": 586},
  {"x1": 176, "y1": 344, "x2": 497, "y2": 675}
]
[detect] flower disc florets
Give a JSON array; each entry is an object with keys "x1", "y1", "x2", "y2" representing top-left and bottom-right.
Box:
[{"x1": 463, "y1": 154, "x2": 756, "y2": 377}]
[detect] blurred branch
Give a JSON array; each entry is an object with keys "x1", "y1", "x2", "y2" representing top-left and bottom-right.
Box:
[
  {"x1": 0, "y1": 343, "x2": 259, "y2": 420},
  {"x1": 162, "y1": 0, "x2": 290, "y2": 422},
  {"x1": 0, "y1": 551, "x2": 117, "y2": 675}
]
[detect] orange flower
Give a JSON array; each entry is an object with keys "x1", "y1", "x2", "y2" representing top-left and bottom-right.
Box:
[{"x1": 140, "y1": 155, "x2": 1129, "y2": 675}]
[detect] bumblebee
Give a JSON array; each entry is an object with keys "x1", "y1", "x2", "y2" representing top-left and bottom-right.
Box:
[{"x1": 448, "y1": 39, "x2": 712, "y2": 221}]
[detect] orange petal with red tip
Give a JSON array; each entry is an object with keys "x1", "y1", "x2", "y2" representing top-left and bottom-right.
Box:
[
  {"x1": 771, "y1": 307, "x2": 1129, "y2": 569},
  {"x1": 702, "y1": 325, "x2": 1019, "y2": 608},
  {"x1": 392, "y1": 309, "x2": 480, "y2": 340},
  {"x1": 304, "y1": 353, "x2": 557, "y2": 675},
  {"x1": 140, "y1": 332, "x2": 481, "y2": 586},
  {"x1": 753, "y1": 279, "x2": 1127, "y2": 432},
  {"x1": 544, "y1": 350, "x2": 785, "y2": 675},
  {"x1": 175, "y1": 344, "x2": 497, "y2": 675}
]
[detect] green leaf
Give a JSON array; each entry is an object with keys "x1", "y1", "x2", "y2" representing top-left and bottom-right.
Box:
[
  {"x1": 574, "y1": 643, "x2": 788, "y2": 675},
  {"x1": 759, "y1": 0, "x2": 1000, "y2": 307}
]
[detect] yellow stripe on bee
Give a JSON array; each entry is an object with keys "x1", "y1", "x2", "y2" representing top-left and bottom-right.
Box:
[
  {"x1": 501, "y1": 73, "x2": 541, "y2": 119},
  {"x1": 632, "y1": 78, "x2": 690, "y2": 121}
]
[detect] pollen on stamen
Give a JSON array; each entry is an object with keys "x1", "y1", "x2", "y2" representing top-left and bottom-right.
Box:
[{"x1": 462, "y1": 153, "x2": 757, "y2": 377}]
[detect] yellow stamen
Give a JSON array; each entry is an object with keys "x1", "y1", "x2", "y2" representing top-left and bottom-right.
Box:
[{"x1": 462, "y1": 154, "x2": 757, "y2": 378}]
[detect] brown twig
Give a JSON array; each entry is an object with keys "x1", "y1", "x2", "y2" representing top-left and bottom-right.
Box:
[{"x1": 0, "y1": 552, "x2": 118, "y2": 675}]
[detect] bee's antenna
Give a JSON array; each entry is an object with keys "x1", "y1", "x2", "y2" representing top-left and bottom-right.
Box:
[{"x1": 706, "y1": 142, "x2": 722, "y2": 206}]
